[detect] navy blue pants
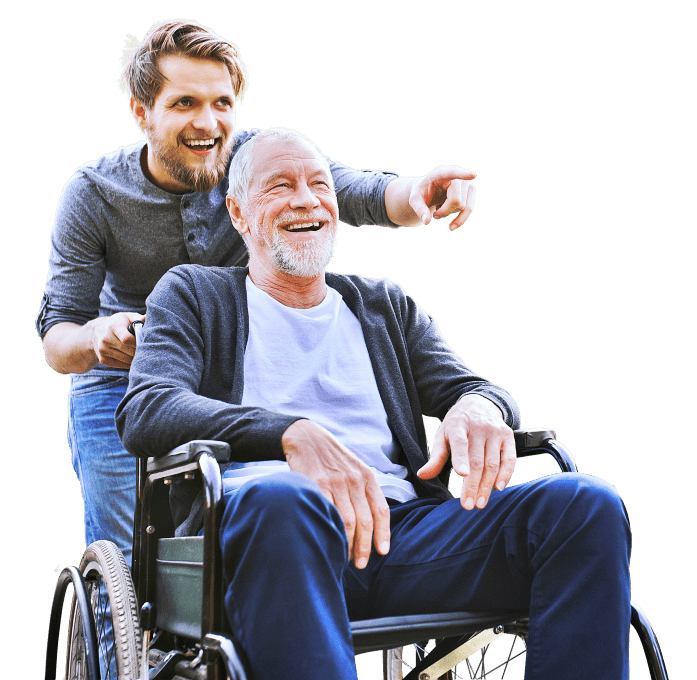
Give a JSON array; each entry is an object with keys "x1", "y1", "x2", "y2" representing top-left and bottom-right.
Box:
[{"x1": 219, "y1": 471, "x2": 631, "y2": 680}]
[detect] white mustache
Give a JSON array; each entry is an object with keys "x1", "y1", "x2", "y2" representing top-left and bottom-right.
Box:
[{"x1": 273, "y1": 210, "x2": 335, "y2": 228}]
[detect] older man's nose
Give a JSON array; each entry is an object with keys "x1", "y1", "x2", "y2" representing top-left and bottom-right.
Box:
[{"x1": 289, "y1": 183, "x2": 321, "y2": 209}]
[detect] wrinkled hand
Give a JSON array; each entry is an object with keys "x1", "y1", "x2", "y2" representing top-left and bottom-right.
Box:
[
  {"x1": 91, "y1": 312, "x2": 146, "y2": 369},
  {"x1": 410, "y1": 166, "x2": 477, "y2": 230},
  {"x1": 418, "y1": 394, "x2": 515, "y2": 510},
  {"x1": 282, "y1": 419, "x2": 390, "y2": 568}
]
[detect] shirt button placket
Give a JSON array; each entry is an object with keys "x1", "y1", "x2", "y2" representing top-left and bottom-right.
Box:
[{"x1": 181, "y1": 195, "x2": 198, "y2": 258}]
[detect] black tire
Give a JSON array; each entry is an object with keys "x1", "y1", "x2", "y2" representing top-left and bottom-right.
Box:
[{"x1": 66, "y1": 541, "x2": 142, "y2": 680}]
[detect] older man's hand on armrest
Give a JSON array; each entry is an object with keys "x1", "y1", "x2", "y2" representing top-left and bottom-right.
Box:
[
  {"x1": 281, "y1": 419, "x2": 391, "y2": 570},
  {"x1": 417, "y1": 394, "x2": 516, "y2": 511}
]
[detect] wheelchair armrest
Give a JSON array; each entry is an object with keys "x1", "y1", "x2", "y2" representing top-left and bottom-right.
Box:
[
  {"x1": 513, "y1": 429, "x2": 578, "y2": 473},
  {"x1": 146, "y1": 440, "x2": 231, "y2": 474},
  {"x1": 513, "y1": 429, "x2": 556, "y2": 451}
]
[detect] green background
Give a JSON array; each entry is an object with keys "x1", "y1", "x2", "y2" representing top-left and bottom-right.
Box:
[{"x1": 0, "y1": 0, "x2": 695, "y2": 679}]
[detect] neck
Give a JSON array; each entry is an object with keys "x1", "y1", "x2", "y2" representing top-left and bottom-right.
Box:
[
  {"x1": 248, "y1": 260, "x2": 327, "y2": 309},
  {"x1": 140, "y1": 144, "x2": 190, "y2": 195}
]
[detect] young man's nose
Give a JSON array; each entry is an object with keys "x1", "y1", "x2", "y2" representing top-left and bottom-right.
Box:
[{"x1": 191, "y1": 105, "x2": 217, "y2": 132}]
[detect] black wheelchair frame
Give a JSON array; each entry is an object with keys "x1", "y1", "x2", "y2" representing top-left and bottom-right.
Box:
[{"x1": 46, "y1": 430, "x2": 670, "y2": 680}]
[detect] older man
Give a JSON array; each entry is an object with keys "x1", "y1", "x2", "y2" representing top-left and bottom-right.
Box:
[
  {"x1": 116, "y1": 128, "x2": 631, "y2": 680},
  {"x1": 38, "y1": 19, "x2": 478, "y2": 569}
]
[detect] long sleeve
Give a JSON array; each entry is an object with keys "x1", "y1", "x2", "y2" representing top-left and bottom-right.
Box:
[{"x1": 115, "y1": 266, "x2": 301, "y2": 459}]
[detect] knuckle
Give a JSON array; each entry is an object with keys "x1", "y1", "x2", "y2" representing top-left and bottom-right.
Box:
[
  {"x1": 346, "y1": 468, "x2": 364, "y2": 485},
  {"x1": 484, "y1": 459, "x2": 500, "y2": 475},
  {"x1": 448, "y1": 431, "x2": 469, "y2": 447},
  {"x1": 376, "y1": 503, "x2": 390, "y2": 520},
  {"x1": 357, "y1": 516, "x2": 373, "y2": 533},
  {"x1": 469, "y1": 456, "x2": 484, "y2": 472},
  {"x1": 502, "y1": 448, "x2": 517, "y2": 463}
]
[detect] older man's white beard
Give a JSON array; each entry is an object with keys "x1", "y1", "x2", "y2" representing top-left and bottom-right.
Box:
[{"x1": 259, "y1": 211, "x2": 337, "y2": 277}]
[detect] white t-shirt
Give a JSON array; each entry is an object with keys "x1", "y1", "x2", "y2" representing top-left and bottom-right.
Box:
[{"x1": 222, "y1": 277, "x2": 417, "y2": 502}]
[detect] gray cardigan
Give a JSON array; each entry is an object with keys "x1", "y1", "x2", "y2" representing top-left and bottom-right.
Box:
[{"x1": 116, "y1": 266, "x2": 520, "y2": 503}]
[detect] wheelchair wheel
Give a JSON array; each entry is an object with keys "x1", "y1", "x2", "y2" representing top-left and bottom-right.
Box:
[
  {"x1": 383, "y1": 631, "x2": 527, "y2": 680},
  {"x1": 66, "y1": 541, "x2": 141, "y2": 680}
]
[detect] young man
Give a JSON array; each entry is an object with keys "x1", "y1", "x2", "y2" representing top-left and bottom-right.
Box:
[
  {"x1": 116, "y1": 128, "x2": 631, "y2": 680},
  {"x1": 37, "y1": 20, "x2": 477, "y2": 565}
]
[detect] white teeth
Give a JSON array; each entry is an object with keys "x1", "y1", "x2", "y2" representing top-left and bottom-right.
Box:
[
  {"x1": 184, "y1": 139, "x2": 216, "y2": 147},
  {"x1": 285, "y1": 222, "x2": 321, "y2": 231}
]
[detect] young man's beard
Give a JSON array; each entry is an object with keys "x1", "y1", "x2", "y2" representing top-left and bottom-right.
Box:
[{"x1": 146, "y1": 123, "x2": 233, "y2": 193}]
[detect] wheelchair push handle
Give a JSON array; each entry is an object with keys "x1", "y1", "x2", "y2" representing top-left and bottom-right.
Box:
[{"x1": 128, "y1": 319, "x2": 145, "y2": 344}]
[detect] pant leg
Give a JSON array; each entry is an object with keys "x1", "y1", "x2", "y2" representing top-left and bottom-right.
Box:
[
  {"x1": 219, "y1": 471, "x2": 357, "y2": 680},
  {"x1": 68, "y1": 370, "x2": 136, "y2": 679},
  {"x1": 351, "y1": 473, "x2": 631, "y2": 680},
  {"x1": 68, "y1": 370, "x2": 135, "y2": 565}
]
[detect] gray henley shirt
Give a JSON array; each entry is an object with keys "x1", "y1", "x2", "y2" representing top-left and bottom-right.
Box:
[{"x1": 37, "y1": 129, "x2": 399, "y2": 342}]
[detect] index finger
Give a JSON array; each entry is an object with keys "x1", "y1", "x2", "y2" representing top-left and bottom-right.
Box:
[
  {"x1": 425, "y1": 165, "x2": 477, "y2": 183},
  {"x1": 113, "y1": 326, "x2": 138, "y2": 352}
]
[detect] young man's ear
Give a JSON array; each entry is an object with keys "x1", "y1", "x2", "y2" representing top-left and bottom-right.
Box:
[
  {"x1": 226, "y1": 196, "x2": 249, "y2": 236},
  {"x1": 130, "y1": 97, "x2": 148, "y2": 132}
]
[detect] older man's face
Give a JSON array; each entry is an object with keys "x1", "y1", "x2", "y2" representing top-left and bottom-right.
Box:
[{"x1": 242, "y1": 137, "x2": 339, "y2": 277}]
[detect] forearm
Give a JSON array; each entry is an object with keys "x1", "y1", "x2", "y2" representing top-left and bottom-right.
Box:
[
  {"x1": 384, "y1": 176, "x2": 423, "y2": 227},
  {"x1": 43, "y1": 321, "x2": 100, "y2": 374},
  {"x1": 115, "y1": 268, "x2": 300, "y2": 459},
  {"x1": 117, "y1": 380, "x2": 299, "y2": 459},
  {"x1": 329, "y1": 160, "x2": 399, "y2": 227}
]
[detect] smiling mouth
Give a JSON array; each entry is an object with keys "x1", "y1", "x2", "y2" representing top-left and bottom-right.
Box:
[
  {"x1": 282, "y1": 221, "x2": 324, "y2": 232},
  {"x1": 183, "y1": 138, "x2": 218, "y2": 151}
]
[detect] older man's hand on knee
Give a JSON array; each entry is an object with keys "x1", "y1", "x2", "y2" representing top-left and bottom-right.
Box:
[{"x1": 282, "y1": 419, "x2": 391, "y2": 569}]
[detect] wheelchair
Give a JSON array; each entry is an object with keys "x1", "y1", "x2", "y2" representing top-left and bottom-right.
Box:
[{"x1": 45, "y1": 430, "x2": 670, "y2": 680}]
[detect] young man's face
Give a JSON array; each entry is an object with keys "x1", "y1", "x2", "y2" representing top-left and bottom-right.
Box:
[{"x1": 134, "y1": 54, "x2": 236, "y2": 194}]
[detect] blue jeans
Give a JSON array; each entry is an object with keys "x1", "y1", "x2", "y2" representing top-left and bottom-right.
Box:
[
  {"x1": 68, "y1": 369, "x2": 135, "y2": 678},
  {"x1": 219, "y1": 471, "x2": 631, "y2": 680},
  {"x1": 68, "y1": 370, "x2": 135, "y2": 565}
]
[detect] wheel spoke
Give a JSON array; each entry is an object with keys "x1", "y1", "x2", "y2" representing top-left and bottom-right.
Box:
[{"x1": 393, "y1": 632, "x2": 527, "y2": 680}]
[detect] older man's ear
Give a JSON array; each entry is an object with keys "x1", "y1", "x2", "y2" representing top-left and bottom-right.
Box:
[{"x1": 226, "y1": 195, "x2": 249, "y2": 236}]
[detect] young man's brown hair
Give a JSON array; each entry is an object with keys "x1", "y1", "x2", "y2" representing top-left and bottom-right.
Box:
[{"x1": 122, "y1": 20, "x2": 247, "y2": 109}]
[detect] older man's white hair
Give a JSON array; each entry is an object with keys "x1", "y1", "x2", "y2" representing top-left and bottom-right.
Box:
[{"x1": 227, "y1": 127, "x2": 334, "y2": 206}]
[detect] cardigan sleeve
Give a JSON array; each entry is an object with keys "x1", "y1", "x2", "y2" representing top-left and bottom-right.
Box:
[{"x1": 115, "y1": 266, "x2": 302, "y2": 459}]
